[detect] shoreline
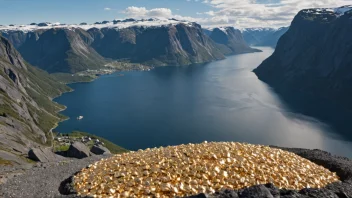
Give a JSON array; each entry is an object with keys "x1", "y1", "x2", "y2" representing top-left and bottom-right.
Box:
[
  {"x1": 49, "y1": 66, "x2": 155, "y2": 134},
  {"x1": 48, "y1": 51, "x2": 268, "y2": 147}
]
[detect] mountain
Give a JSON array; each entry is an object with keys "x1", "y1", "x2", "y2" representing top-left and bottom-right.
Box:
[
  {"x1": 2, "y1": 28, "x2": 106, "y2": 73},
  {"x1": 254, "y1": 5, "x2": 352, "y2": 107},
  {"x1": 207, "y1": 27, "x2": 261, "y2": 55},
  {"x1": 0, "y1": 35, "x2": 70, "y2": 165},
  {"x1": 87, "y1": 22, "x2": 225, "y2": 66},
  {"x1": 0, "y1": 30, "x2": 28, "y2": 48},
  {"x1": 0, "y1": 19, "x2": 263, "y2": 73},
  {"x1": 242, "y1": 27, "x2": 289, "y2": 47},
  {"x1": 0, "y1": 19, "x2": 227, "y2": 72}
]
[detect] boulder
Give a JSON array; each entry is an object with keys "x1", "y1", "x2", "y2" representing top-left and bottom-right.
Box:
[
  {"x1": 28, "y1": 148, "x2": 65, "y2": 162},
  {"x1": 299, "y1": 188, "x2": 339, "y2": 198},
  {"x1": 67, "y1": 142, "x2": 91, "y2": 159},
  {"x1": 90, "y1": 145, "x2": 111, "y2": 155},
  {"x1": 239, "y1": 185, "x2": 274, "y2": 198}
]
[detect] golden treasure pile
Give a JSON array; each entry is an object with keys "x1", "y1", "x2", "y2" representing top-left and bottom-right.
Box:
[{"x1": 74, "y1": 142, "x2": 339, "y2": 197}]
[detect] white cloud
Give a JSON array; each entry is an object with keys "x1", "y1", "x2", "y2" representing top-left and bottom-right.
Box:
[
  {"x1": 122, "y1": 1, "x2": 352, "y2": 28},
  {"x1": 205, "y1": 11, "x2": 215, "y2": 16},
  {"x1": 124, "y1": 7, "x2": 172, "y2": 18},
  {"x1": 104, "y1": 8, "x2": 111, "y2": 11},
  {"x1": 199, "y1": 0, "x2": 351, "y2": 28}
]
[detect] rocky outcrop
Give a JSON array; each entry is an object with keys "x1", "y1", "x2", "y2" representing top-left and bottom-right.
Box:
[
  {"x1": 0, "y1": 36, "x2": 26, "y2": 69},
  {"x1": 67, "y1": 142, "x2": 92, "y2": 159},
  {"x1": 242, "y1": 27, "x2": 289, "y2": 47},
  {"x1": 0, "y1": 30, "x2": 28, "y2": 48},
  {"x1": 0, "y1": 35, "x2": 70, "y2": 165},
  {"x1": 208, "y1": 27, "x2": 261, "y2": 55},
  {"x1": 189, "y1": 183, "x2": 348, "y2": 198},
  {"x1": 253, "y1": 6, "x2": 352, "y2": 108},
  {"x1": 28, "y1": 148, "x2": 65, "y2": 162},
  {"x1": 90, "y1": 145, "x2": 110, "y2": 155}
]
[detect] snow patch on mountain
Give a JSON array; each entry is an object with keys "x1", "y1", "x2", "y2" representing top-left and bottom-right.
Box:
[
  {"x1": 240, "y1": 27, "x2": 280, "y2": 33},
  {"x1": 203, "y1": 27, "x2": 234, "y2": 35},
  {"x1": 303, "y1": 5, "x2": 352, "y2": 18},
  {"x1": 334, "y1": 6, "x2": 352, "y2": 16},
  {"x1": 0, "y1": 19, "x2": 193, "y2": 33},
  {"x1": 218, "y1": 27, "x2": 229, "y2": 35}
]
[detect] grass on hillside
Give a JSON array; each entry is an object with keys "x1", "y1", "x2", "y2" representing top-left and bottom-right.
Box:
[
  {"x1": 26, "y1": 65, "x2": 71, "y2": 98},
  {"x1": 54, "y1": 144, "x2": 70, "y2": 152},
  {"x1": 27, "y1": 105, "x2": 58, "y2": 135},
  {"x1": 51, "y1": 73, "x2": 95, "y2": 84},
  {"x1": 0, "y1": 158, "x2": 13, "y2": 166},
  {"x1": 0, "y1": 91, "x2": 26, "y2": 123},
  {"x1": 26, "y1": 88, "x2": 63, "y2": 114}
]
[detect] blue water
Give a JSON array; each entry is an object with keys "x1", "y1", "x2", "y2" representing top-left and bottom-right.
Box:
[{"x1": 54, "y1": 47, "x2": 352, "y2": 158}]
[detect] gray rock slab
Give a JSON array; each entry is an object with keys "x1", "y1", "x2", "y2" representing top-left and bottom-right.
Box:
[
  {"x1": 0, "y1": 155, "x2": 110, "y2": 198},
  {"x1": 28, "y1": 148, "x2": 66, "y2": 162},
  {"x1": 90, "y1": 145, "x2": 110, "y2": 155},
  {"x1": 67, "y1": 142, "x2": 91, "y2": 159}
]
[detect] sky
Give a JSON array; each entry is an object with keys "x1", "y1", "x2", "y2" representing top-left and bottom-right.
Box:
[{"x1": 0, "y1": 0, "x2": 351, "y2": 28}]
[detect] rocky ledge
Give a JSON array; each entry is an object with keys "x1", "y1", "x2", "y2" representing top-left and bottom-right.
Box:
[
  {"x1": 0, "y1": 145, "x2": 351, "y2": 198},
  {"x1": 189, "y1": 147, "x2": 352, "y2": 198}
]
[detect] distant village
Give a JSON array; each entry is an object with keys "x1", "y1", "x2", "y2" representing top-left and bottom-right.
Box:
[{"x1": 53, "y1": 133, "x2": 105, "y2": 151}]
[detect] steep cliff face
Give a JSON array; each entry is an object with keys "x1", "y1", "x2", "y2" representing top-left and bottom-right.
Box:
[
  {"x1": 208, "y1": 27, "x2": 261, "y2": 55},
  {"x1": 16, "y1": 28, "x2": 106, "y2": 73},
  {"x1": 242, "y1": 27, "x2": 289, "y2": 47},
  {"x1": 0, "y1": 36, "x2": 70, "y2": 164},
  {"x1": 88, "y1": 23, "x2": 225, "y2": 66},
  {"x1": 87, "y1": 27, "x2": 137, "y2": 60},
  {"x1": 254, "y1": 6, "x2": 352, "y2": 107}
]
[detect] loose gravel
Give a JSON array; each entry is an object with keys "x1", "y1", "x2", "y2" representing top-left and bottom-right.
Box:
[{"x1": 0, "y1": 155, "x2": 110, "y2": 198}]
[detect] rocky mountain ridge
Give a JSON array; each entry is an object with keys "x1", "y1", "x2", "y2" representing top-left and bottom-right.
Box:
[
  {"x1": 0, "y1": 19, "x2": 259, "y2": 73},
  {"x1": 254, "y1": 5, "x2": 352, "y2": 108},
  {"x1": 206, "y1": 27, "x2": 262, "y2": 55},
  {"x1": 86, "y1": 23, "x2": 226, "y2": 67},
  {"x1": 0, "y1": 18, "x2": 191, "y2": 33}
]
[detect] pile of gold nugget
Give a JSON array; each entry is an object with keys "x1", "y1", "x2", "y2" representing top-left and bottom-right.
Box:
[{"x1": 74, "y1": 142, "x2": 339, "y2": 197}]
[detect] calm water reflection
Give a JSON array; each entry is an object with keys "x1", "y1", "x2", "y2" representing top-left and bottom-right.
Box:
[{"x1": 55, "y1": 47, "x2": 352, "y2": 158}]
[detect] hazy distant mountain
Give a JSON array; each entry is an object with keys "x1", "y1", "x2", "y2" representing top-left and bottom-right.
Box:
[
  {"x1": 0, "y1": 19, "x2": 263, "y2": 73},
  {"x1": 207, "y1": 27, "x2": 261, "y2": 55},
  {"x1": 0, "y1": 35, "x2": 70, "y2": 164},
  {"x1": 254, "y1": 5, "x2": 352, "y2": 107},
  {"x1": 242, "y1": 27, "x2": 289, "y2": 47}
]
